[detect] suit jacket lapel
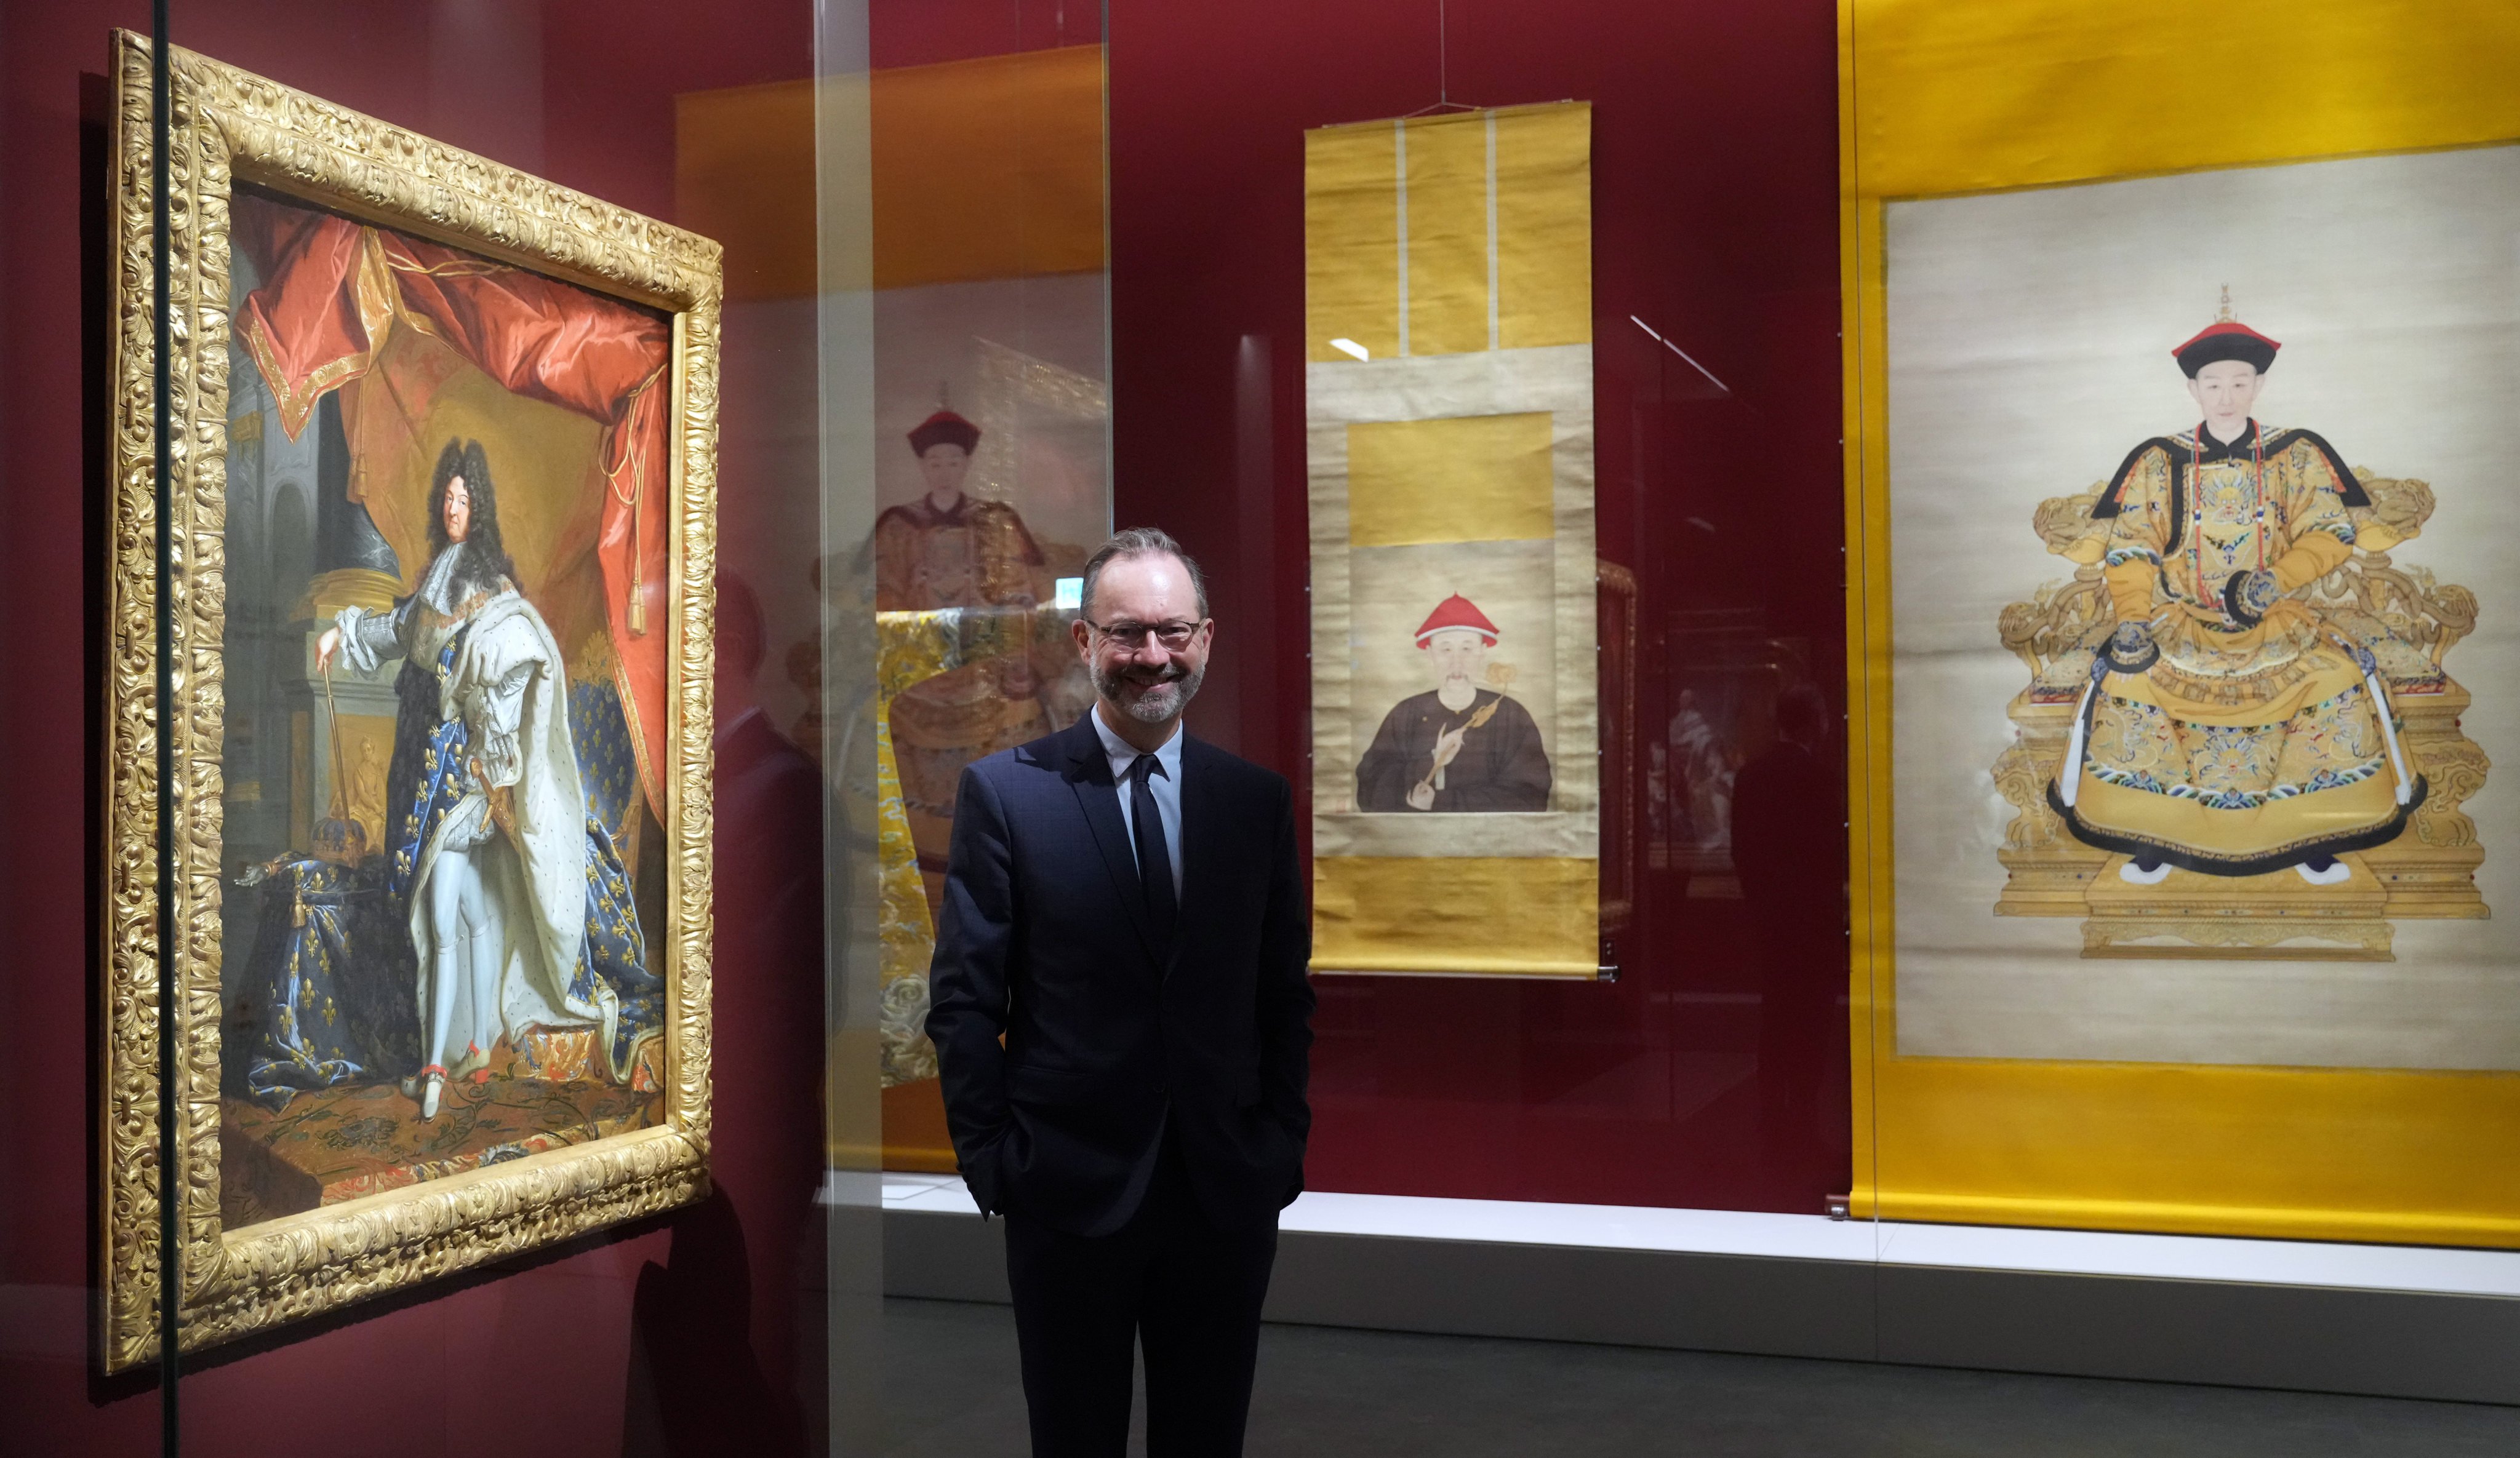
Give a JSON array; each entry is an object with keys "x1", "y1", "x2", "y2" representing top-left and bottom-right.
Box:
[{"x1": 1060, "y1": 714, "x2": 1159, "y2": 968}]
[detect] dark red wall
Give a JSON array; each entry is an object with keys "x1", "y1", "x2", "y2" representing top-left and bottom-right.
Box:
[
  {"x1": 0, "y1": 4, "x2": 826, "y2": 1453},
  {"x1": 868, "y1": 0, "x2": 1098, "y2": 68},
  {"x1": 1106, "y1": 0, "x2": 1854, "y2": 1214}
]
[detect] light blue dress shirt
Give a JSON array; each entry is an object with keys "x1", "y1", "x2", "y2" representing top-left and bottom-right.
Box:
[{"x1": 1091, "y1": 706, "x2": 1186, "y2": 902}]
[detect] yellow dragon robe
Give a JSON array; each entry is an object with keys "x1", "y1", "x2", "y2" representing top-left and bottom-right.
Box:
[{"x1": 2049, "y1": 421, "x2": 2423, "y2": 874}]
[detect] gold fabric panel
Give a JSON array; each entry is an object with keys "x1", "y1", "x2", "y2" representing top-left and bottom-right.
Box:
[
  {"x1": 1401, "y1": 114, "x2": 1494, "y2": 358},
  {"x1": 674, "y1": 80, "x2": 817, "y2": 301},
  {"x1": 1494, "y1": 104, "x2": 1593, "y2": 350},
  {"x1": 1312, "y1": 857, "x2": 1599, "y2": 978},
  {"x1": 871, "y1": 47, "x2": 1110, "y2": 288},
  {"x1": 1868, "y1": 1059, "x2": 2520, "y2": 1248},
  {"x1": 674, "y1": 46, "x2": 1110, "y2": 300},
  {"x1": 1305, "y1": 123, "x2": 1402, "y2": 364},
  {"x1": 1346, "y1": 412, "x2": 1555, "y2": 548},
  {"x1": 1305, "y1": 104, "x2": 1594, "y2": 364},
  {"x1": 1854, "y1": 0, "x2": 2520, "y2": 200}
]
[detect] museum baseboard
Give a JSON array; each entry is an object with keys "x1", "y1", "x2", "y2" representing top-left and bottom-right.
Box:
[{"x1": 875, "y1": 1174, "x2": 2520, "y2": 1406}]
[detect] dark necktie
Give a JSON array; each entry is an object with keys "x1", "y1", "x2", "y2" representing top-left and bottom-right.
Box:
[{"x1": 1128, "y1": 753, "x2": 1179, "y2": 947}]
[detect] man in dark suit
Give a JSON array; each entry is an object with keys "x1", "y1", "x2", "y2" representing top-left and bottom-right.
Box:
[{"x1": 926, "y1": 527, "x2": 1314, "y2": 1456}]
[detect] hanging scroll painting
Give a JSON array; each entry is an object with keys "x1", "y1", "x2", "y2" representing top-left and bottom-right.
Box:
[
  {"x1": 100, "y1": 34, "x2": 719, "y2": 1368},
  {"x1": 1849, "y1": 16, "x2": 2520, "y2": 1244},
  {"x1": 1304, "y1": 102, "x2": 1600, "y2": 977},
  {"x1": 1889, "y1": 144, "x2": 2512, "y2": 1068}
]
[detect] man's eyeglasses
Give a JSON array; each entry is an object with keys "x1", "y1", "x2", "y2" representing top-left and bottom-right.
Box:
[{"x1": 1084, "y1": 618, "x2": 1204, "y2": 651}]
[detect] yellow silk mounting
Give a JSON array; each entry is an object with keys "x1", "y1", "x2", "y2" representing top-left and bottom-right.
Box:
[{"x1": 1842, "y1": 0, "x2": 2520, "y2": 1246}]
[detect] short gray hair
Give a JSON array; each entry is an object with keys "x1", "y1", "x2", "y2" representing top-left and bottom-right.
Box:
[{"x1": 1079, "y1": 527, "x2": 1209, "y2": 621}]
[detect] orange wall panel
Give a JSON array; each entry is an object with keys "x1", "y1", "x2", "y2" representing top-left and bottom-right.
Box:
[
  {"x1": 873, "y1": 45, "x2": 1108, "y2": 289},
  {"x1": 676, "y1": 46, "x2": 1108, "y2": 300}
]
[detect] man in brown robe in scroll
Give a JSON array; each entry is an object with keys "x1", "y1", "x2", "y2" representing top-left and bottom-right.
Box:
[{"x1": 1355, "y1": 593, "x2": 1552, "y2": 813}]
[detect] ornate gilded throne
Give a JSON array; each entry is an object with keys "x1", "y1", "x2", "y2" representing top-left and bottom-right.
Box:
[{"x1": 1991, "y1": 471, "x2": 2489, "y2": 960}]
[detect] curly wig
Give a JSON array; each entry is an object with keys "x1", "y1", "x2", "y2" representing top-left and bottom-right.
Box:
[{"x1": 425, "y1": 438, "x2": 515, "y2": 596}]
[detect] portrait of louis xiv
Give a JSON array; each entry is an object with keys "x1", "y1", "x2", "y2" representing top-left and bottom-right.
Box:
[{"x1": 98, "y1": 34, "x2": 721, "y2": 1368}]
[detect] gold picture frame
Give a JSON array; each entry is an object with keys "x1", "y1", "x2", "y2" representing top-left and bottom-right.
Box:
[{"x1": 101, "y1": 31, "x2": 721, "y2": 1371}]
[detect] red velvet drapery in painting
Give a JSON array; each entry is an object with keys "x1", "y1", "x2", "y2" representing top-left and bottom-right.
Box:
[{"x1": 234, "y1": 195, "x2": 675, "y2": 805}]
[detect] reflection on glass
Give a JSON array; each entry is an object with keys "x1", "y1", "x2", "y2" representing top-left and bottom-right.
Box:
[
  {"x1": 1654, "y1": 611, "x2": 1815, "y2": 902},
  {"x1": 876, "y1": 402, "x2": 1088, "y2": 899},
  {"x1": 855, "y1": 26, "x2": 1116, "y2": 1167}
]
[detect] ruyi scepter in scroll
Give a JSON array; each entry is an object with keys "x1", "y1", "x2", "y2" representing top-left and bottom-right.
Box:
[{"x1": 1415, "y1": 697, "x2": 1503, "y2": 798}]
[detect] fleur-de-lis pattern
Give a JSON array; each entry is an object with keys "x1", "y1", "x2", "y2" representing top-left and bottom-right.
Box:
[
  {"x1": 570, "y1": 675, "x2": 644, "y2": 850},
  {"x1": 232, "y1": 635, "x2": 660, "y2": 1108},
  {"x1": 229, "y1": 854, "x2": 420, "y2": 1107},
  {"x1": 388, "y1": 633, "x2": 479, "y2": 909}
]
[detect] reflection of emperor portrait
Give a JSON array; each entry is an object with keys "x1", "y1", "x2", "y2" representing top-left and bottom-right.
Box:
[
  {"x1": 1356, "y1": 594, "x2": 1552, "y2": 813},
  {"x1": 872, "y1": 408, "x2": 1063, "y2": 872},
  {"x1": 2049, "y1": 306, "x2": 2424, "y2": 885}
]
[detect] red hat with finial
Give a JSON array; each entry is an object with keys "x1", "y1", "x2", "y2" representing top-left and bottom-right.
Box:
[
  {"x1": 908, "y1": 409, "x2": 980, "y2": 456},
  {"x1": 2172, "y1": 286, "x2": 2281, "y2": 377},
  {"x1": 1415, "y1": 594, "x2": 1500, "y2": 647}
]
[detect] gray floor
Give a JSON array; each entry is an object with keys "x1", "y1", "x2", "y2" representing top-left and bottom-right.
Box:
[{"x1": 873, "y1": 1297, "x2": 2520, "y2": 1456}]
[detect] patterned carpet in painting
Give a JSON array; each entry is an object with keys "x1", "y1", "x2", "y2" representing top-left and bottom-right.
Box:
[{"x1": 219, "y1": 1033, "x2": 663, "y2": 1227}]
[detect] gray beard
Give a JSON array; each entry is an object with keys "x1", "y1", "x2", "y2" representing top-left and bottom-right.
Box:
[{"x1": 1095, "y1": 659, "x2": 1204, "y2": 724}]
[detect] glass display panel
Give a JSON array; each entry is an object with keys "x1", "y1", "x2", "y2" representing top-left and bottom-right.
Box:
[
  {"x1": 858, "y1": 0, "x2": 1115, "y2": 1177},
  {"x1": 1105, "y1": 0, "x2": 1854, "y2": 1216},
  {"x1": 0, "y1": 1, "x2": 852, "y2": 1449}
]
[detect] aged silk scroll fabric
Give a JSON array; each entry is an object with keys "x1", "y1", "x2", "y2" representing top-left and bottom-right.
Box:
[
  {"x1": 1305, "y1": 103, "x2": 1599, "y2": 977},
  {"x1": 1889, "y1": 146, "x2": 2512, "y2": 1069}
]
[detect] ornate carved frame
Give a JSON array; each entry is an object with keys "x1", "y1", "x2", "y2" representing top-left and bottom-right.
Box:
[{"x1": 101, "y1": 32, "x2": 721, "y2": 1372}]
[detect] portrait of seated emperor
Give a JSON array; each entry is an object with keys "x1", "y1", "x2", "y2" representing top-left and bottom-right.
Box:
[
  {"x1": 2047, "y1": 307, "x2": 2426, "y2": 885},
  {"x1": 1356, "y1": 594, "x2": 1553, "y2": 813},
  {"x1": 872, "y1": 408, "x2": 1072, "y2": 887}
]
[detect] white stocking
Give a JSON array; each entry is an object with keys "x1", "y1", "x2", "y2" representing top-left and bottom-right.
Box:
[{"x1": 419, "y1": 808, "x2": 498, "y2": 1115}]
